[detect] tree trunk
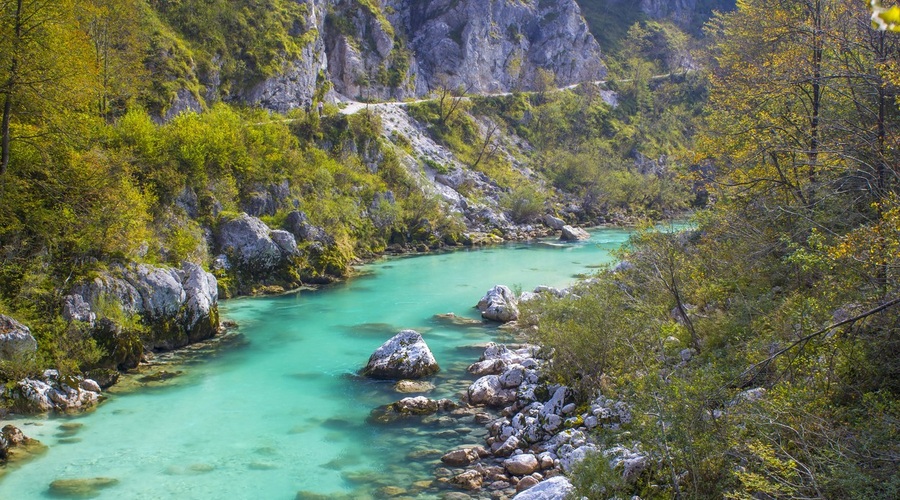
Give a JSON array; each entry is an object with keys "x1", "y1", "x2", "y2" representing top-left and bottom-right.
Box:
[{"x1": 1, "y1": 0, "x2": 24, "y2": 176}]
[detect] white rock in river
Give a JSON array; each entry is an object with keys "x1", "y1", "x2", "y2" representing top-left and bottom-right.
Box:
[
  {"x1": 560, "y1": 225, "x2": 590, "y2": 241},
  {"x1": 13, "y1": 370, "x2": 101, "y2": 413},
  {"x1": 504, "y1": 453, "x2": 539, "y2": 475},
  {"x1": 362, "y1": 330, "x2": 439, "y2": 379},
  {"x1": 499, "y1": 365, "x2": 525, "y2": 388},
  {"x1": 512, "y1": 476, "x2": 574, "y2": 499},
  {"x1": 468, "y1": 375, "x2": 517, "y2": 407},
  {"x1": 476, "y1": 285, "x2": 519, "y2": 322}
]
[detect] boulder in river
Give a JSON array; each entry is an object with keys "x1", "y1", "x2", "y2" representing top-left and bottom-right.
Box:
[
  {"x1": 450, "y1": 469, "x2": 483, "y2": 491},
  {"x1": 467, "y1": 375, "x2": 517, "y2": 407},
  {"x1": 504, "y1": 453, "x2": 539, "y2": 476},
  {"x1": 560, "y1": 225, "x2": 590, "y2": 241},
  {"x1": 476, "y1": 285, "x2": 519, "y2": 323},
  {"x1": 1, "y1": 425, "x2": 46, "y2": 470},
  {"x1": 361, "y1": 330, "x2": 439, "y2": 379},
  {"x1": 512, "y1": 476, "x2": 573, "y2": 499},
  {"x1": 11, "y1": 370, "x2": 102, "y2": 414},
  {"x1": 441, "y1": 447, "x2": 482, "y2": 467},
  {"x1": 0, "y1": 315, "x2": 37, "y2": 361}
]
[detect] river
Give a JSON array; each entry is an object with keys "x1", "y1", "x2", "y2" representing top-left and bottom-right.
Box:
[{"x1": 1, "y1": 228, "x2": 631, "y2": 499}]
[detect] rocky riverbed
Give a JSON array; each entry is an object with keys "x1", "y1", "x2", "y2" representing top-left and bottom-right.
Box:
[
  {"x1": 1, "y1": 231, "x2": 639, "y2": 498},
  {"x1": 349, "y1": 283, "x2": 648, "y2": 499}
]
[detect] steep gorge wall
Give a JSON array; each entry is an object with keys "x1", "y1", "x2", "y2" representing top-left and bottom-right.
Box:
[{"x1": 199, "y1": 0, "x2": 607, "y2": 112}]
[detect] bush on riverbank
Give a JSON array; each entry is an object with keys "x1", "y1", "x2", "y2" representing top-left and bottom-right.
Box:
[
  {"x1": 0, "y1": 101, "x2": 468, "y2": 387},
  {"x1": 524, "y1": 217, "x2": 900, "y2": 497}
]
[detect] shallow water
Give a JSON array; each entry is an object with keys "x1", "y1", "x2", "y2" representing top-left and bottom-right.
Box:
[{"x1": 1, "y1": 229, "x2": 631, "y2": 499}]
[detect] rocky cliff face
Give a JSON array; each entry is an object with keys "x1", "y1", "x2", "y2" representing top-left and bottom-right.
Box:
[
  {"x1": 383, "y1": 0, "x2": 606, "y2": 96},
  {"x1": 241, "y1": 0, "x2": 329, "y2": 112},
  {"x1": 63, "y1": 262, "x2": 219, "y2": 352},
  {"x1": 221, "y1": 0, "x2": 606, "y2": 111}
]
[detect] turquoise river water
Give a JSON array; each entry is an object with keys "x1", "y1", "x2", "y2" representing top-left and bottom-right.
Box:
[{"x1": 1, "y1": 228, "x2": 633, "y2": 499}]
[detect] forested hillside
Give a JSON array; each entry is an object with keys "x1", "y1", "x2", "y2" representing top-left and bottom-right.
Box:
[
  {"x1": 0, "y1": 1, "x2": 697, "y2": 390},
  {"x1": 524, "y1": 0, "x2": 900, "y2": 497},
  {"x1": 2, "y1": 0, "x2": 897, "y2": 497}
]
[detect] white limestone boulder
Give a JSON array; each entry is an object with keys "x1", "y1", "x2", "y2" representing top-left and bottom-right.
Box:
[{"x1": 362, "y1": 330, "x2": 439, "y2": 379}]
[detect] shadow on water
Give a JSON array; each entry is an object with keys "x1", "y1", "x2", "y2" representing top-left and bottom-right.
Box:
[
  {"x1": 429, "y1": 313, "x2": 485, "y2": 330},
  {"x1": 285, "y1": 371, "x2": 324, "y2": 382},
  {"x1": 337, "y1": 322, "x2": 400, "y2": 338}
]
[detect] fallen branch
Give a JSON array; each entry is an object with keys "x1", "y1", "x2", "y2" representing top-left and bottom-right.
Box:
[{"x1": 737, "y1": 296, "x2": 900, "y2": 387}]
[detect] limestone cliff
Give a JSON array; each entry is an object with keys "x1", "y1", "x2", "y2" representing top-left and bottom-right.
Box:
[
  {"x1": 385, "y1": 0, "x2": 606, "y2": 96},
  {"x1": 205, "y1": 0, "x2": 607, "y2": 111}
]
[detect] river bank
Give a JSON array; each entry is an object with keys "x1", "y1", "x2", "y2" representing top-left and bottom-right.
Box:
[{"x1": 0, "y1": 227, "x2": 632, "y2": 498}]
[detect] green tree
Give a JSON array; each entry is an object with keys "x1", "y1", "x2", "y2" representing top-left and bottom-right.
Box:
[
  {"x1": 0, "y1": 0, "x2": 94, "y2": 176},
  {"x1": 79, "y1": 0, "x2": 148, "y2": 120}
]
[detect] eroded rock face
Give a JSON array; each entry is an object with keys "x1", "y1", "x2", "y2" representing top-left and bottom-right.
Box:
[
  {"x1": 0, "y1": 315, "x2": 37, "y2": 361},
  {"x1": 362, "y1": 330, "x2": 440, "y2": 379},
  {"x1": 385, "y1": 0, "x2": 606, "y2": 95},
  {"x1": 241, "y1": 0, "x2": 327, "y2": 112},
  {"x1": 63, "y1": 262, "x2": 219, "y2": 352},
  {"x1": 476, "y1": 285, "x2": 519, "y2": 323},
  {"x1": 243, "y1": 0, "x2": 606, "y2": 106},
  {"x1": 218, "y1": 213, "x2": 286, "y2": 272},
  {"x1": 640, "y1": 0, "x2": 735, "y2": 31}
]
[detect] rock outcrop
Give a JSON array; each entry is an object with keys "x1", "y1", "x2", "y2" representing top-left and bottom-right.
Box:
[
  {"x1": 215, "y1": 212, "x2": 309, "y2": 291},
  {"x1": 543, "y1": 214, "x2": 565, "y2": 230},
  {"x1": 0, "y1": 315, "x2": 37, "y2": 361},
  {"x1": 11, "y1": 370, "x2": 102, "y2": 413},
  {"x1": 437, "y1": 342, "x2": 645, "y2": 496},
  {"x1": 218, "y1": 213, "x2": 296, "y2": 273},
  {"x1": 476, "y1": 285, "x2": 519, "y2": 322},
  {"x1": 383, "y1": 0, "x2": 607, "y2": 96},
  {"x1": 285, "y1": 210, "x2": 333, "y2": 250},
  {"x1": 560, "y1": 225, "x2": 590, "y2": 241},
  {"x1": 361, "y1": 330, "x2": 440, "y2": 379},
  {"x1": 63, "y1": 262, "x2": 219, "y2": 352},
  {"x1": 234, "y1": 0, "x2": 606, "y2": 108}
]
